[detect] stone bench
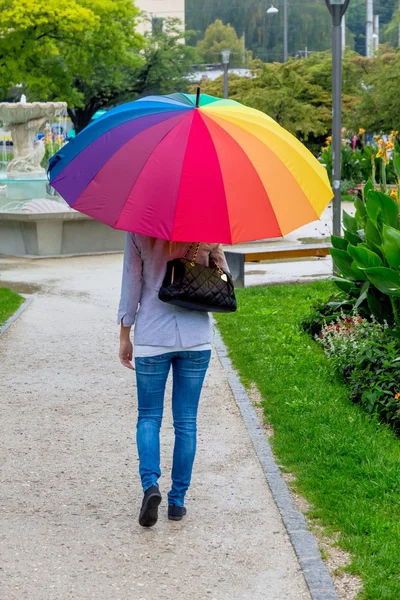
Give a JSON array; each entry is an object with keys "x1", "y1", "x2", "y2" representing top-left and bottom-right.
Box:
[{"x1": 224, "y1": 243, "x2": 331, "y2": 288}]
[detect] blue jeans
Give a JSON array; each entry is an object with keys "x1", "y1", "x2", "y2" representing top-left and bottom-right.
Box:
[{"x1": 135, "y1": 350, "x2": 211, "y2": 506}]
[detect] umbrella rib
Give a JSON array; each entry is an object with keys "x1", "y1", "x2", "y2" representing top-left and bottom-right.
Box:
[{"x1": 168, "y1": 112, "x2": 198, "y2": 243}]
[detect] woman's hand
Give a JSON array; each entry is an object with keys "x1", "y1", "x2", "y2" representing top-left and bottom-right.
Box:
[{"x1": 119, "y1": 339, "x2": 135, "y2": 370}]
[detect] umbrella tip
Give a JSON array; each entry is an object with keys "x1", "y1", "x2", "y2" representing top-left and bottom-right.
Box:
[{"x1": 196, "y1": 87, "x2": 201, "y2": 108}]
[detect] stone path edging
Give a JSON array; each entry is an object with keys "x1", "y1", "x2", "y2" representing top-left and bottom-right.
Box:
[
  {"x1": 0, "y1": 295, "x2": 34, "y2": 338},
  {"x1": 213, "y1": 327, "x2": 338, "y2": 600}
]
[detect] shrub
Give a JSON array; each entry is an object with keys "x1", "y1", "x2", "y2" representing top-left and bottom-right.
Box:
[
  {"x1": 316, "y1": 313, "x2": 400, "y2": 429},
  {"x1": 300, "y1": 295, "x2": 354, "y2": 337}
]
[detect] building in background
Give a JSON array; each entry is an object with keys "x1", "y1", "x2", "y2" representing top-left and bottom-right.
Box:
[{"x1": 135, "y1": 0, "x2": 185, "y2": 35}]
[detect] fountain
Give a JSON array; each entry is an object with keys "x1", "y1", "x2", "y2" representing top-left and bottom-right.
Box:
[
  {"x1": 0, "y1": 99, "x2": 67, "y2": 177},
  {"x1": 0, "y1": 99, "x2": 125, "y2": 257}
]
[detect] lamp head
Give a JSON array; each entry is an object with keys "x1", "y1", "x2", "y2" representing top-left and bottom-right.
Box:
[
  {"x1": 325, "y1": 0, "x2": 350, "y2": 24},
  {"x1": 221, "y1": 49, "x2": 231, "y2": 65},
  {"x1": 267, "y1": 4, "x2": 279, "y2": 14}
]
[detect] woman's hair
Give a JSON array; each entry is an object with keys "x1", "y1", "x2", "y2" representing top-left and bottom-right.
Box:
[{"x1": 168, "y1": 241, "x2": 178, "y2": 255}]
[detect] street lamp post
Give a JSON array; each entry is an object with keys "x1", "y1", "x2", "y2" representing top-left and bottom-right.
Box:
[
  {"x1": 325, "y1": 0, "x2": 350, "y2": 238},
  {"x1": 221, "y1": 49, "x2": 231, "y2": 99},
  {"x1": 267, "y1": 1, "x2": 288, "y2": 62}
]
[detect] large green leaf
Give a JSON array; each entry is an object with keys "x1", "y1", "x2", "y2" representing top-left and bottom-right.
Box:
[
  {"x1": 366, "y1": 191, "x2": 382, "y2": 226},
  {"x1": 394, "y1": 153, "x2": 400, "y2": 180},
  {"x1": 354, "y1": 196, "x2": 367, "y2": 220},
  {"x1": 365, "y1": 220, "x2": 382, "y2": 246},
  {"x1": 351, "y1": 261, "x2": 368, "y2": 281},
  {"x1": 347, "y1": 244, "x2": 384, "y2": 269},
  {"x1": 362, "y1": 180, "x2": 374, "y2": 201},
  {"x1": 367, "y1": 291, "x2": 387, "y2": 321},
  {"x1": 364, "y1": 267, "x2": 400, "y2": 297},
  {"x1": 343, "y1": 210, "x2": 358, "y2": 234},
  {"x1": 382, "y1": 224, "x2": 400, "y2": 269},
  {"x1": 331, "y1": 276, "x2": 356, "y2": 293},
  {"x1": 355, "y1": 281, "x2": 370, "y2": 309},
  {"x1": 331, "y1": 235, "x2": 348, "y2": 251},
  {"x1": 329, "y1": 248, "x2": 356, "y2": 280},
  {"x1": 379, "y1": 194, "x2": 399, "y2": 229},
  {"x1": 344, "y1": 230, "x2": 362, "y2": 246}
]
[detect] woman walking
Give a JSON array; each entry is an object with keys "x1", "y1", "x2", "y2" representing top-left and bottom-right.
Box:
[{"x1": 118, "y1": 233, "x2": 229, "y2": 527}]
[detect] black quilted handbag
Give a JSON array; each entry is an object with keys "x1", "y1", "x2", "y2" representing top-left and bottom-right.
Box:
[{"x1": 158, "y1": 243, "x2": 237, "y2": 313}]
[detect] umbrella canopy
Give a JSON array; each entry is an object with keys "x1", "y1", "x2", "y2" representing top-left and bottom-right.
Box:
[{"x1": 48, "y1": 92, "x2": 332, "y2": 244}]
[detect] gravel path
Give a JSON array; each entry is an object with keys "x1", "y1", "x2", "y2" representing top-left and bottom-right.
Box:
[{"x1": 0, "y1": 254, "x2": 310, "y2": 600}]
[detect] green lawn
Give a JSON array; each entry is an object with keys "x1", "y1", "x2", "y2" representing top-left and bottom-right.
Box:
[
  {"x1": 215, "y1": 282, "x2": 400, "y2": 600},
  {"x1": 0, "y1": 287, "x2": 24, "y2": 328}
]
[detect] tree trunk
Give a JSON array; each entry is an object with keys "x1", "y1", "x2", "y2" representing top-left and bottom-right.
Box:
[{"x1": 67, "y1": 105, "x2": 100, "y2": 134}]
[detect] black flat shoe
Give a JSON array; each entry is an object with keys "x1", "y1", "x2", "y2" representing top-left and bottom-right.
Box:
[
  {"x1": 168, "y1": 505, "x2": 187, "y2": 521},
  {"x1": 139, "y1": 485, "x2": 162, "y2": 527}
]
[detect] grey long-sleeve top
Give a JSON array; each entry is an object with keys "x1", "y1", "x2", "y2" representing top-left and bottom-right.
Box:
[{"x1": 117, "y1": 233, "x2": 229, "y2": 347}]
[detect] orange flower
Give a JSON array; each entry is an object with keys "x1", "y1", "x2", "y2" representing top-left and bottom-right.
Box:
[
  {"x1": 390, "y1": 189, "x2": 398, "y2": 200},
  {"x1": 395, "y1": 392, "x2": 400, "y2": 401}
]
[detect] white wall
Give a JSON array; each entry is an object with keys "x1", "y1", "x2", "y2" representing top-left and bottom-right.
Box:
[{"x1": 135, "y1": 0, "x2": 185, "y2": 34}]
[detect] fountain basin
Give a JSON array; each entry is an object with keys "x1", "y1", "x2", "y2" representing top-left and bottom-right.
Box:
[{"x1": 0, "y1": 211, "x2": 126, "y2": 257}]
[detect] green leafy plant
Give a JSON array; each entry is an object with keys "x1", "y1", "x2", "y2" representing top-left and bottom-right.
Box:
[
  {"x1": 330, "y1": 176, "x2": 400, "y2": 325},
  {"x1": 300, "y1": 295, "x2": 354, "y2": 337},
  {"x1": 316, "y1": 312, "x2": 400, "y2": 429}
]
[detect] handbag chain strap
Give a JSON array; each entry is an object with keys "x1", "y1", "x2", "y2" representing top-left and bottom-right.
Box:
[
  {"x1": 184, "y1": 242, "x2": 224, "y2": 276},
  {"x1": 184, "y1": 242, "x2": 201, "y2": 265}
]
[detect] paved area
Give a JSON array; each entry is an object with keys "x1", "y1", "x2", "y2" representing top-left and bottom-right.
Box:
[{"x1": 0, "y1": 254, "x2": 311, "y2": 600}]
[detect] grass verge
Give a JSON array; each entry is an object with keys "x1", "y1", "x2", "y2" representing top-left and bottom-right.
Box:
[
  {"x1": 0, "y1": 287, "x2": 24, "y2": 328},
  {"x1": 215, "y1": 281, "x2": 400, "y2": 600}
]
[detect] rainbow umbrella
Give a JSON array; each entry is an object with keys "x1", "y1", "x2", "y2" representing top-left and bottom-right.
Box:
[{"x1": 48, "y1": 92, "x2": 332, "y2": 244}]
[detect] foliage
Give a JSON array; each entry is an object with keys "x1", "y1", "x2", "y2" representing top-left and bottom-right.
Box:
[
  {"x1": 347, "y1": 0, "x2": 398, "y2": 54},
  {"x1": 356, "y1": 47, "x2": 400, "y2": 134},
  {"x1": 197, "y1": 50, "x2": 364, "y2": 153},
  {"x1": 0, "y1": 2, "x2": 195, "y2": 133},
  {"x1": 320, "y1": 140, "x2": 398, "y2": 187},
  {"x1": 316, "y1": 312, "x2": 400, "y2": 429},
  {"x1": 133, "y1": 19, "x2": 197, "y2": 98},
  {"x1": 0, "y1": 287, "x2": 23, "y2": 327},
  {"x1": 330, "y1": 178, "x2": 400, "y2": 326},
  {"x1": 0, "y1": 0, "x2": 97, "y2": 98},
  {"x1": 187, "y1": 0, "x2": 334, "y2": 62},
  {"x1": 300, "y1": 295, "x2": 354, "y2": 337},
  {"x1": 0, "y1": 0, "x2": 145, "y2": 131},
  {"x1": 187, "y1": 0, "x2": 398, "y2": 61},
  {"x1": 195, "y1": 20, "x2": 250, "y2": 67},
  {"x1": 215, "y1": 281, "x2": 400, "y2": 599},
  {"x1": 347, "y1": 335, "x2": 400, "y2": 429}
]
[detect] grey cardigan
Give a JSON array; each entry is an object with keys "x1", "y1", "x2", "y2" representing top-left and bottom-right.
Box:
[{"x1": 117, "y1": 233, "x2": 229, "y2": 347}]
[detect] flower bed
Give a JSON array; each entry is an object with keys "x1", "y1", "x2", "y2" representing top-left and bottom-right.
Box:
[
  {"x1": 301, "y1": 168, "x2": 400, "y2": 431},
  {"x1": 313, "y1": 312, "x2": 400, "y2": 430}
]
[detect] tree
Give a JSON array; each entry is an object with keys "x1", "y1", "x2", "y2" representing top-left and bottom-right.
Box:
[
  {"x1": 196, "y1": 51, "x2": 364, "y2": 154},
  {"x1": 356, "y1": 47, "x2": 400, "y2": 133},
  {"x1": 1, "y1": 1, "x2": 196, "y2": 133},
  {"x1": 195, "y1": 20, "x2": 250, "y2": 67},
  {"x1": 185, "y1": 0, "x2": 398, "y2": 62},
  {"x1": 30, "y1": 0, "x2": 146, "y2": 133},
  {"x1": 134, "y1": 19, "x2": 197, "y2": 98},
  {"x1": 0, "y1": 0, "x2": 97, "y2": 97},
  {"x1": 63, "y1": 18, "x2": 196, "y2": 132}
]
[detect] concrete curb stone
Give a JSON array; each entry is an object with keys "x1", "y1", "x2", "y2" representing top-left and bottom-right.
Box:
[{"x1": 0, "y1": 295, "x2": 34, "y2": 337}]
